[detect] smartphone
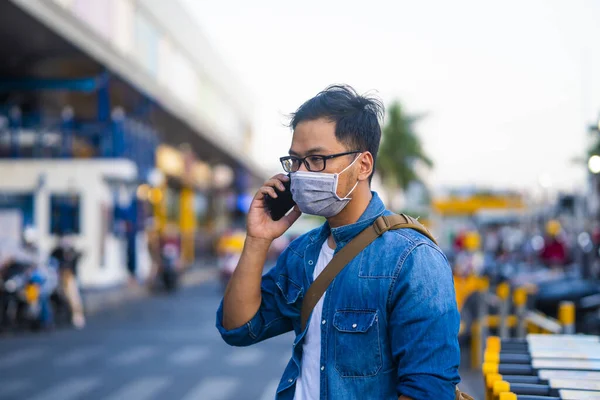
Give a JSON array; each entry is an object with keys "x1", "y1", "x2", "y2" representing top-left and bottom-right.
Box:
[{"x1": 264, "y1": 177, "x2": 296, "y2": 221}]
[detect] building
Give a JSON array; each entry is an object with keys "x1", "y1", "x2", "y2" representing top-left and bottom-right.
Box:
[{"x1": 0, "y1": 0, "x2": 266, "y2": 288}]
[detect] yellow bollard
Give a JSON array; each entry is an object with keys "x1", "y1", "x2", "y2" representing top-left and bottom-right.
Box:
[
  {"x1": 483, "y1": 360, "x2": 500, "y2": 400},
  {"x1": 499, "y1": 393, "x2": 517, "y2": 400},
  {"x1": 497, "y1": 282, "x2": 511, "y2": 300},
  {"x1": 558, "y1": 301, "x2": 576, "y2": 334},
  {"x1": 513, "y1": 287, "x2": 528, "y2": 338},
  {"x1": 482, "y1": 362, "x2": 499, "y2": 375},
  {"x1": 493, "y1": 380, "x2": 510, "y2": 400},
  {"x1": 485, "y1": 373, "x2": 503, "y2": 400},
  {"x1": 484, "y1": 350, "x2": 500, "y2": 364},
  {"x1": 486, "y1": 335, "x2": 501, "y2": 352}
]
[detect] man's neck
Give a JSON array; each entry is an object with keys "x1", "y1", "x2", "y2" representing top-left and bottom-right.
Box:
[{"x1": 327, "y1": 186, "x2": 372, "y2": 229}]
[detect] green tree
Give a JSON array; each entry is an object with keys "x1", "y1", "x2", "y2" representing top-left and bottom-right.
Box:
[{"x1": 377, "y1": 101, "x2": 433, "y2": 192}]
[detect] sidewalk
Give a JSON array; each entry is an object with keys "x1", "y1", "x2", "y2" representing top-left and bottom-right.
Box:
[{"x1": 82, "y1": 262, "x2": 219, "y2": 316}]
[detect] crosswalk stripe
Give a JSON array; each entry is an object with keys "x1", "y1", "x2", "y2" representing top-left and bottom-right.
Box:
[
  {"x1": 169, "y1": 346, "x2": 209, "y2": 366},
  {"x1": 104, "y1": 377, "x2": 170, "y2": 400},
  {"x1": 110, "y1": 346, "x2": 156, "y2": 366},
  {"x1": 55, "y1": 347, "x2": 103, "y2": 367},
  {"x1": 181, "y1": 377, "x2": 240, "y2": 400},
  {"x1": 0, "y1": 380, "x2": 28, "y2": 398},
  {"x1": 0, "y1": 348, "x2": 45, "y2": 368},
  {"x1": 259, "y1": 379, "x2": 280, "y2": 400},
  {"x1": 225, "y1": 347, "x2": 264, "y2": 366},
  {"x1": 29, "y1": 377, "x2": 100, "y2": 400}
]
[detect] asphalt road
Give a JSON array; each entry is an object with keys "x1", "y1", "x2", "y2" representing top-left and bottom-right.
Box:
[{"x1": 0, "y1": 276, "x2": 483, "y2": 400}]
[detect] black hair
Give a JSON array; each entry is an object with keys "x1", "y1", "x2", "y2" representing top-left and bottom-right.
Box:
[{"x1": 289, "y1": 84, "x2": 384, "y2": 181}]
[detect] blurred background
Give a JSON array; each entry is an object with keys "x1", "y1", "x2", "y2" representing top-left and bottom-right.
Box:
[{"x1": 0, "y1": 0, "x2": 599, "y2": 399}]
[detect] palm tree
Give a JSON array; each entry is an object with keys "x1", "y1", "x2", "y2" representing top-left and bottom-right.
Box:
[{"x1": 377, "y1": 101, "x2": 433, "y2": 195}]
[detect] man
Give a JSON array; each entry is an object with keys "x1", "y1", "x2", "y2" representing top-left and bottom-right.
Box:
[
  {"x1": 539, "y1": 220, "x2": 568, "y2": 269},
  {"x1": 217, "y1": 85, "x2": 460, "y2": 399},
  {"x1": 50, "y1": 233, "x2": 85, "y2": 329}
]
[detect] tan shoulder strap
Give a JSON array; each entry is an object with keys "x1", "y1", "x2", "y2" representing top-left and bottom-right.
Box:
[{"x1": 300, "y1": 213, "x2": 436, "y2": 331}]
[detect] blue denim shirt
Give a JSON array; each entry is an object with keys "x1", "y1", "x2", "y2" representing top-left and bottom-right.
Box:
[{"x1": 216, "y1": 192, "x2": 460, "y2": 399}]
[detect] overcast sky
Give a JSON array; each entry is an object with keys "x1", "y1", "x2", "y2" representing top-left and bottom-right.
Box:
[{"x1": 182, "y1": 0, "x2": 600, "y2": 194}]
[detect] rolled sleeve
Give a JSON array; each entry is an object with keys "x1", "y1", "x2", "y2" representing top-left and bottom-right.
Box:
[
  {"x1": 215, "y1": 249, "x2": 295, "y2": 347},
  {"x1": 389, "y1": 243, "x2": 461, "y2": 400},
  {"x1": 215, "y1": 300, "x2": 266, "y2": 346}
]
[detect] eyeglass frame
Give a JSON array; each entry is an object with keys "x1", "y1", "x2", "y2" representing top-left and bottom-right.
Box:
[{"x1": 279, "y1": 150, "x2": 361, "y2": 173}]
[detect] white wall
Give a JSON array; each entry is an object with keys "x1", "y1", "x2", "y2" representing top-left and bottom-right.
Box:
[{"x1": 0, "y1": 159, "x2": 143, "y2": 288}]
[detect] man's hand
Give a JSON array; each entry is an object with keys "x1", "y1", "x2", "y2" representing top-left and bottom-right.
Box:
[
  {"x1": 221, "y1": 174, "x2": 301, "y2": 331},
  {"x1": 246, "y1": 174, "x2": 302, "y2": 242}
]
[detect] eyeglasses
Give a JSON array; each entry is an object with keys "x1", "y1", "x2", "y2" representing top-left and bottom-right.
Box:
[{"x1": 280, "y1": 151, "x2": 361, "y2": 173}]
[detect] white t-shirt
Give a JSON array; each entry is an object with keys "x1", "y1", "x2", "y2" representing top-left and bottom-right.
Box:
[{"x1": 294, "y1": 240, "x2": 335, "y2": 400}]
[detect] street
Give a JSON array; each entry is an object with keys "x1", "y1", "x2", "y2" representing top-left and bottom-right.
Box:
[
  {"x1": 0, "y1": 275, "x2": 482, "y2": 400},
  {"x1": 0, "y1": 278, "x2": 293, "y2": 400}
]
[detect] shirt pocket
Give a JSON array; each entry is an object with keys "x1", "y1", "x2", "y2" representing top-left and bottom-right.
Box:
[
  {"x1": 275, "y1": 274, "x2": 303, "y2": 304},
  {"x1": 333, "y1": 309, "x2": 382, "y2": 377}
]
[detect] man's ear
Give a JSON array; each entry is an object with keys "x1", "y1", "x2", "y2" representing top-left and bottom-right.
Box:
[{"x1": 357, "y1": 152, "x2": 374, "y2": 181}]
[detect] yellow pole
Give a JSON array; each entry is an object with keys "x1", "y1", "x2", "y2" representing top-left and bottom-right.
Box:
[
  {"x1": 485, "y1": 373, "x2": 502, "y2": 400},
  {"x1": 499, "y1": 393, "x2": 517, "y2": 400},
  {"x1": 484, "y1": 350, "x2": 500, "y2": 364},
  {"x1": 496, "y1": 282, "x2": 511, "y2": 338},
  {"x1": 486, "y1": 336, "x2": 501, "y2": 352},
  {"x1": 179, "y1": 186, "x2": 196, "y2": 266},
  {"x1": 492, "y1": 380, "x2": 510, "y2": 400},
  {"x1": 558, "y1": 301, "x2": 576, "y2": 334},
  {"x1": 152, "y1": 185, "x2": 167, "y2": 235},
  {"x1": 513, "y1": 287, "x2": 528, "y2": 338}
]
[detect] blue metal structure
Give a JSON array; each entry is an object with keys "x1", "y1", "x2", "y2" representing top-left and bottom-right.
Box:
[
  {"x1": 0, "y1": 73, "x2": 109, "y2": 93},
  {"x1": 0, "y1": 72, "x2": 158, "y2": 181},
  {"x1": 0, "y1": 72, "x2": 160, "y2": 241}
]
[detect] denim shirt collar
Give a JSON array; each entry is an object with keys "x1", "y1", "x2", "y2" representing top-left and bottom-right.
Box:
[{"x1": 309, "y1": 191, "x2": 386, "y2": 249}]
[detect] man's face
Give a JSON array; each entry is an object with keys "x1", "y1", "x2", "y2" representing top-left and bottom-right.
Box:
[{"x1": 289, "y1": 117, "x2": 360, "y2": 198}]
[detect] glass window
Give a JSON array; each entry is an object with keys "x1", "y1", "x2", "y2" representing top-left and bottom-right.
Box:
[
  {"x1": 0, "y1": 193, "x2": 34, "y2": 230},
  {"x1": 50, "y1": 194, "x2": 81, "y2": 235}
]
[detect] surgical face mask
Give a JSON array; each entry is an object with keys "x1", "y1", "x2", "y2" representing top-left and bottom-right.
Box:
[{"x1": 290, "y1": 154, "x2": 361, "y2": 218}]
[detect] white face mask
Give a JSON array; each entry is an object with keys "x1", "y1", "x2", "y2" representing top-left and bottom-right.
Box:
[{"x1": 290, "y1": 154, "x2": 361, "y2": 218}]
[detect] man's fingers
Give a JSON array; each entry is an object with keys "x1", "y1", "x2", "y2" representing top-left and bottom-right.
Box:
[
  {"x1": 282, "y1": 206, "x2": 302, "y2": 226},
  {"x1": 266, "y1": 178, "x2": 286, "y2": 192},
  {"x1": 259, "y1": 186, "x2": 278, "y2": 199}
]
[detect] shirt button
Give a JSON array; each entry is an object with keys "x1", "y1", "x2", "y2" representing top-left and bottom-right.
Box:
[
  {"x1": 321, "y1": 366, "x2": 325, "y2": 371},
  {"x1": 352, "y1": 323, "x2": 357, "y2": 329},
  {"x1": 321, "y1": 319, "x2": 326, "y2": 325},
  {"x1": 308, "y1": 260, "x2": 314, "y2": 265},
  {"x1": 288, "y1": 378, "x2": 293, "y2": 383}
]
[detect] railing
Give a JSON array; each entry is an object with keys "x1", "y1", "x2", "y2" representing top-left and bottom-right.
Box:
[{"x1": 0, "y1": 107, "x2": 159, "y2": 181}]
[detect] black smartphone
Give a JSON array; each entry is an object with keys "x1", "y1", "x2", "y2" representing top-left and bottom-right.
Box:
[{"x1": 264, "y1": 177, "x2": 296, "y2": 221}]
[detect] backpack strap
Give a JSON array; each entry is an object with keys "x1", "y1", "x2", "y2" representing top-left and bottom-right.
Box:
[
  {"x1": 394, "y1": 213, "x2": 437, "y2": 245},
  {"x1": 300, "y1": 213, "x2": 435, "y2": 331}
]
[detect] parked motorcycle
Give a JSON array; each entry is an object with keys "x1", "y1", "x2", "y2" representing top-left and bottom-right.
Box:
[
  {"x1": 1, "y1": 262, "x2": 51, "y2": 331},
  {"x1": 1, "y1": 261, "x2": 29, "y2": 330}
]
